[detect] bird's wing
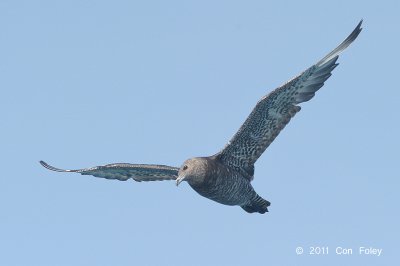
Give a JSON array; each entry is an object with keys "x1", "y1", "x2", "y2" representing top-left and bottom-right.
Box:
[
  {"x1": 216, "y1": 20, "x2": 362, "y2": 179},
  {"x1": 40, "y1": 161, "x2": 179, "y2": 182}
]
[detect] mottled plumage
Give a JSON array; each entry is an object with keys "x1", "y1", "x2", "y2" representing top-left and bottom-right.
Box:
[
  {"x1": 40, "y1": 161, "x2": 178, "y2": 182},
  {"x1": 40, "y1": 21, "x2": 362, "y2": 214}
]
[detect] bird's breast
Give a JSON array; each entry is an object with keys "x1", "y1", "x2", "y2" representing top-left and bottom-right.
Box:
[{"x1": 189, "y1": 171, "x2": 255, "y2": 206}]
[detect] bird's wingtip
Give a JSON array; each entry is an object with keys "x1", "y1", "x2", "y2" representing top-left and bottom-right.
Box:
[
  {"x1": 356, "y1": 19, "x2": 363, "y2": 33},
  {"x1": 316, "y1": 19, "x2": 363, "y2": 67},
  {"x1": 39, "y1": 160, "x2": 71, "y2": 172},
  {"x1": 39, "y1": 160, "x2": 48, "y2": 168}
]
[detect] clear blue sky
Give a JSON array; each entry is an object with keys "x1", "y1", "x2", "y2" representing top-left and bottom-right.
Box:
[{"x1": 1, "y1": 1, "x2": 399, "y2": 265}]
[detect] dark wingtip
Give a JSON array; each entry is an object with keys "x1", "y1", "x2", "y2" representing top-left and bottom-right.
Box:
[
  {"x1": 39, "y1": 160, "x2": 48, "y2": 168},
  {"x1": 357, "y1": 19, "x2": 364, "y2": 37},
  {"x1": 316, "y1": 20, "x2": 363, "y2": 66},
  {"x1": 39, "y1": 160, "x2": 71, "y2": 172},
  {"x1": 351, "y1": 19, "x2": 363, "y2": 42}
]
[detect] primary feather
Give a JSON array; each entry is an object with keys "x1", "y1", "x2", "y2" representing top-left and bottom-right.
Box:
[
  {"x1": 215, "y1": 20, "x2": 362, "y2": 180},
  {"x1": 40, "y1": 20, "x2": 362, "y2": 214},
  {"x1": 40, "y1": 161, "x2": 178, "y2": 182}
]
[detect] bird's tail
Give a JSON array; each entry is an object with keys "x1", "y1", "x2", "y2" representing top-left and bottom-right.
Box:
[{"x1": 241, "y1": 195, "x2": 270, "y2": 214}]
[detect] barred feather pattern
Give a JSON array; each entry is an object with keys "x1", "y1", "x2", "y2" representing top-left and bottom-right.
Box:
[
  {"x1": 216, "y1": 21, "x2": 362, "y2": 180},
  {"x1": 187, "y1": 157, "x2": 259, "y2": 206},
  {"x1": 40, "y1": 161, "x2": 178, "y2": 182},
  {"x1": 40, "y1": 21, "x2": 362, "y2": 214}
]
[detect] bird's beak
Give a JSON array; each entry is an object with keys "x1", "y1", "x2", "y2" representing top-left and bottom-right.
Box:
[{"x1": 176, "y1": 175, "x2": 186, "y2": 186}]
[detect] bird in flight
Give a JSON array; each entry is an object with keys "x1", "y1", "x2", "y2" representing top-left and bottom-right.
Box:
[{"x1": 41, "y1": 21, "x2": 362, "y2": 214}]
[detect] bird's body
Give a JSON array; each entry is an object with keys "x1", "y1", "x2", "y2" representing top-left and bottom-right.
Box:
[
  {"x1": 40, "y1": 21, "x2": 362, "y2": 214},
  {"x1": 181, "y1": 157, "x2": 270, "y2": 213}
]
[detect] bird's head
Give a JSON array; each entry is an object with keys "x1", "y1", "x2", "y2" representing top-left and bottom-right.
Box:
[{"x1": 176, "y1": 157, "x2": 207, "y2": 186}]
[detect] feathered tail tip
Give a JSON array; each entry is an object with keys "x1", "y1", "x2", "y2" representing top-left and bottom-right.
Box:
[{"x1": 241, "y1": 196, "x2": 271, "y2": 214}]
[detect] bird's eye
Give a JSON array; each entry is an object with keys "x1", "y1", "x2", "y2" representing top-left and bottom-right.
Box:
[{"x1": 183, "y1": 165, "x2": 188, "y2": 170}]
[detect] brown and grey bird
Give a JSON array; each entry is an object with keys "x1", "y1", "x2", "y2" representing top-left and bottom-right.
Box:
[{"x1": 40, "y1": 21, "x2": 362, "y2": 214}]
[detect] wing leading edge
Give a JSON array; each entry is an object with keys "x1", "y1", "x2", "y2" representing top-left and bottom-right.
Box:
[
  {"x1": 40, "y1": 161, "x2": 179, "y2": 182},
  {"x1": 216, "y1": 20, "x2": 363, "y2": 179}
]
